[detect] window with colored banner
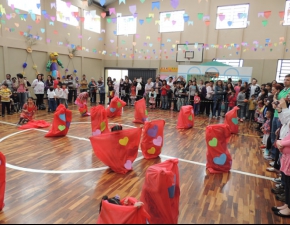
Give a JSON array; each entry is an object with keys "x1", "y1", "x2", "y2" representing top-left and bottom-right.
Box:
[
  {"x1": 216, "y1": 4, "x2": 249, "y2": 29},
  {"x1": 276, "y1": 59, "x2": 290, "y2": 83},
  {"x1": 84, "y1": 10, "x2": 101, "y2": 33},
  {"x1": 117, "y1": 16, "x2": 137, "y2": 35},
  {"x1": 283, "y1": 0, "x2": 290, "y2": 25},
  {"x1": 216, "y1": 59, "x2": 244, "y2": 67},
  {"x1": 8, "y1": 0, "x2": 41, "y2": 15},
  {"x1": 159, "y1": 10, "x2": 185, "y2": 33},
  {"x1": 56, "y1": 0, "x2": 79, "y2": 27}
]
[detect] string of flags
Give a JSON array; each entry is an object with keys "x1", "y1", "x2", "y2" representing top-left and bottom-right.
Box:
[{"x1": 0, "y1": 1, "x2": 290, "y2": 59}]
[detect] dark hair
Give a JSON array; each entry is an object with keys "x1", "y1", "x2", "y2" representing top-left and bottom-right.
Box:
[
  {"x1": 286, "y1": 74, "x2": 290, "y2": 78},
  {"x1": 251, "y1": 94, "x2": 256, "y2": 98},
  {"x1": 240, "y1": 87, "x2": 245, "y2": 92},
  {"x1": 162, "y1": 80, "x2": 167, "y2": 85},
  {"x1": 49, "y1": 87, "x2": 54, "y2": 91},
  {"x1": 252, "y1": 78, "x2": 258, "y2": 82},
  {"x1": 204, "y1": 81, "x2": 210, "y2": 85},
  {"x1": 17, "y1": 73, "x2": 23, "y2": 79},
  {"x1": 273, "y1": 84, "x2": 283, "y2": 92},
  {"x1": 2, "y1": 83, "x2": 8, "y2": 87},
  {"x1": 111, "y1": 125, "x2": 122, "y2": 132},
  {"x1": 180, "y1": 82, "x2": 185, "y2": 87},
  {"x1": 99, "y1": 195, "x2": 121, "y2": 213}
]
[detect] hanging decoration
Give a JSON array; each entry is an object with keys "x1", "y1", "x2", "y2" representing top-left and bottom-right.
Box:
[
  {"x1": 22, "y1": 30, "x2": 39, "y2": 74},
  {"x1": 65, "y1": 38, "x2": 79, "y2": 76},
  {"x1": 46, "y1": 52, "x2": 64, "y2": 79}
]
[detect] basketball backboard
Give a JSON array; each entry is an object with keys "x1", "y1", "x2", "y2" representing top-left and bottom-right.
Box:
[{"x1": 176, "y1": 43, "x2": 204, "y2": 63}]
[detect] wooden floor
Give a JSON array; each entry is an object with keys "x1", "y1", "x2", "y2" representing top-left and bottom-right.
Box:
[{"x1": 0, "y1": 103, "x2": 289, "y2": 224}]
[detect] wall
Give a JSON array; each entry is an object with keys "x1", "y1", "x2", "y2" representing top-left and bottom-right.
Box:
[
  {"x1": 103, "y1": 0, "x2": 290, "y2": 83},
  {"x1": 0, "y1": 0, "x2": 105, "y2": 83}
]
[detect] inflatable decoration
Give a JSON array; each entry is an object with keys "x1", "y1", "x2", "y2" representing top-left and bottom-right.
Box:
[
  {"x1": 224, "y1": 106, "x2": 239, "y2": 134},
  {"x1": 106, "y1": 96, "x2": 126, "y2": 118},
  {"x1": 90, "y1": 128, "x2": 142, "y2": 174},
  {"x1": 97, "y1": 197, "x2": 150, "y2": 224},
  {"x1": 141, "y1": 120, "x2": 165, "y2": 159},
  {"x1": 91, "y1": 105, "x2": 110, "y2": 136},
  {"x1": 206, "y1": 124, "x2": 232, "y2": 174},
  {"x1": 176, "y1": 105, "x2": 194, "y2": 129},
  {"x1": 46, "y1": 52, "x2": 64, "y2": 79},
  {"x1": 45, "y1": 104, "x2": 72, "y2": 137},
  {"x1": 0, "y1": 152, "x2": 5, "y2": 211},
  {"x1": 18, "y1": 120, "x2": 51, "y2": 130},
  {"x1": 141, "y1": 159, "x2": 180, "y2": 224},
  {"x1": 75, "y1": 92, "x2": 90, "y2": 117},
  {"x1": 133, "y1": 98, "x2": 148, "y2": 124}
]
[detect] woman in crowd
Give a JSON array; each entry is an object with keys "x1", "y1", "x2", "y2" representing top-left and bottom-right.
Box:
[
  {"x1": 31, "y1": 74, "x2": 45, "y2": 110},
  {"x1": 16, "y1": 73, "x2": 27, "y2": 111},
  {"x1": 88, "y1": 78, "x2": 97, "y2": 103}
]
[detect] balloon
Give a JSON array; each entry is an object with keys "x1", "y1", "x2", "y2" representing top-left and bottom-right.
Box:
[
  {"x1": 74, "y1": 69, "x2": 77, "y2": 73},
  {"x1": 22, "y1": 62, "x2": 27, "y2": 68}
]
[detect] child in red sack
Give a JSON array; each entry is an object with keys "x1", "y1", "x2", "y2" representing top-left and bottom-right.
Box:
[
  {"x1": 17, "y1": 97, "x2": 37, "y2": 126},
  {"x1": 99, "y1": 195, "x2": 144, "y2": 212},
  {"x1": 108, "y1": 81, "x2": 115, "y2": 105},
  {"x1": 228, "y1": 91, "x2": 237, "y2": 111},
  {"x1": 98, "y1": 195, "x2": 149, "y2": 224},
  {"x1": 75, "y1": 92, "x2": 90, "y2": 116}
]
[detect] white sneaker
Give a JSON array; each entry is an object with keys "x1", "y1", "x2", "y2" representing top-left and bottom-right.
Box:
[
  {"x1": 272, "y1": 177, "x2": 281, "y2": 183},
  {"x1": 269, "y1": 162, "x2": 275, "y2": 167},
  {"x1": 264, "y1": 155, "x2": 272, "y2": 160}
]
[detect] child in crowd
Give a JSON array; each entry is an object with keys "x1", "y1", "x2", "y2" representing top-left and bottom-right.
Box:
[
  {"x1": 54, "y1": 83, "x2": 62, "y2": 106},
  {"x1": 237, "y1": 87, "x2": 246, "y2": 122},
  {"x1": 173, "y1": 82, "x2": 180, "y2": 111},
  {"x1": 149, "y1": 87, "x2": 157, "y2": 109},
  {"x1": 261, "y1": 111, "x2": 272, "y2": 152},
  {"x1": 130, "y1": 83, "x2": 136, "y2": 106},
  {"x1": 61, "y1": 84, "x2": 69, "y2": 108},
  {"x1": 47, "y1": 87, "x2": 56, "y2": 113},
  {"x1": 248, "y1": 94, "x2": 257, "y2": 122},
  {"x1": 0, "y1": 83, "x2": 12, "y2": 117},
  {"x1": 228, "y1": 90, "x2": 237, "y2": 111},
  {"x1": 108, "y1": 81, "x2": 115, "y2": 105},
  {"x1": 256, "y1": 101, "x2": 265, "y2": 131},
  {"x1": 17, "y1": 97, "x2": 37, "y2": 125},
  {"x1": 194, "y1": 92, "x2": 200, "y2": 116},
  {"x1": 177, "y1": 82, "x2": 186, "y2": 112},
  {"x1": 10, "y1": 91, "x2": 20, "y2": 114}
]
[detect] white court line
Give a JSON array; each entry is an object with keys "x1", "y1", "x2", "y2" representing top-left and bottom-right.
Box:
[{"x1": 0, "y1": 121, "x2": 275, "y2": 181}]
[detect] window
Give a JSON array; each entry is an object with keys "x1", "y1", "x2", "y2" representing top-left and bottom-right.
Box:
[
  {"x1": 159, "y1": 10, "x2": 185, "y2": 33},
  {"x1": 216, "y1": 4, "x2": 249, "y2": 29},
  {"x1": 84, "y1": 10, "x2": 101, "y2": 33},
  {"x1": 56, "y1": 0, "x2": 79, "y2": 26},
  {"x1": 215, "y1": 59, "x2": 244, "y2": 67},
  {"x1": 117, "y1": 16, "x2": 137, "y2": 35},
  {"x1": 283, "y1": 0, "x2": 290, "y2": 25},
  {"x1": 7, "y1": 0, "x2": 41, "y2": 15},
  {"x1": 276, "y1": 60, "x2": 290, "y2": 83}
]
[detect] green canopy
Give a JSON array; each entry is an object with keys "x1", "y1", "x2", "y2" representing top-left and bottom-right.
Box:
[{"x1": 199, "y1": 61, "x2": 232, "y2": 67}]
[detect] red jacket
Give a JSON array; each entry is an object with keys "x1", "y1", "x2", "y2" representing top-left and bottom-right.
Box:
[
  {"x1": 228, "y1": 95, "x2": 236, "y2": 108},
  {"x1": 161, "y1": 85, "x2": 170, "y2": 96}
]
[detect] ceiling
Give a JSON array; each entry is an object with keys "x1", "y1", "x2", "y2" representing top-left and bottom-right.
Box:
[{"x1": 92, "y1": 0, "x2": 117, "y2": 8}]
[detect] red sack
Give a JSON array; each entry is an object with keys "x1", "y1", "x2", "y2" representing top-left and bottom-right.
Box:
[
  {"x1": 133, "y1": 98, "x2": 148, "y2": 124},
  {"x1": 224, "y1": 106, "x2": 239, "y2": 134},
  {"x1": 206, "y1": 124, "x2": 232, "y2": 174},
  {"x1": 106, "y1": 96, "x2": 126, "y2": 118},
  {"x1": 0, "y1": 152, "x2": 6, "y2": 211},
  {"x1": 141, "y1": 120, "x2": 165, "y2": 159},
  {"x1": 79, "y1": 105, "x2": 90, "y2": 117},
  {"x1": 140, "y1": 159, "x2": 180, "y2": 224},
  {"x1": 45, "y1": 104, "x2": 72, "y2": 137},
  {"x1": 97, "y1": 197, "x2": 150, "y2": 224},
  {"x1": 90, "y1": 128, "x2": 142, "y2": 174},
  {"x1": 91, "y1": 105, "x2": 110, "y2": 136},
  {"x1": 18, "y1": 120, "x2": 51, "y2": 130},
  {"x1": 176, "y1": 105, "x2": 194, "y2": 129}
]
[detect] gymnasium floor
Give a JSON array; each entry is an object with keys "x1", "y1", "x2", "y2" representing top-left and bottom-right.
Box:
[{"x1": 0, "y1": 104, "x2": 289, "y2": 224}]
